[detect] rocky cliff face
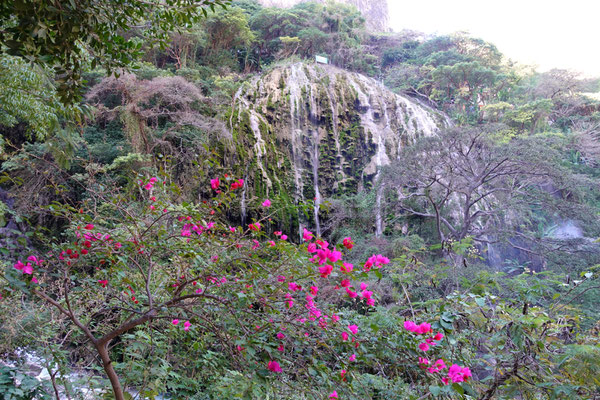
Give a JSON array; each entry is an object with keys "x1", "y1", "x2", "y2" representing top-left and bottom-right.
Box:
[
  {"x1": 257, "y1": 0, "x2": 390, "y2": 32},
  {"x1": 230, "y1": 62, "x2": 448, "y2": 236}
]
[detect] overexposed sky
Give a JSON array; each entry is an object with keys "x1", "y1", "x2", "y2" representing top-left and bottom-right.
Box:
[{"x1": 388, "y1": 0, "x2": 600, "y2": 77}]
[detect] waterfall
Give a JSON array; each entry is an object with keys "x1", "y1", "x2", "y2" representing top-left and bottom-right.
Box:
[
  {"x1": 234, "y1": 62, "x2": 447, "y2": 239},
  {"x1": 233, "y1": 85, "x2": 272, "y2": 196},
  {"x1": 240, "y1": 174, "x2": 247, "y2": 227},
  {"x1": 288, "y1": 64, "x2": 308, "y2": 237},
  {"x1": 347, "y1": 74, "x2": 392, "y2": 237},
  {"x1": 326, "y1": 87, "x2": 345, "y2": 188},
  {"x1": 375, "y1": 176, "x2": 384, "y2": 238},
  {"x1": 311, "y1": 127, "x2": 322, "y2": 236},
  {"x1": 249, "y1": 111, "x2": 272, "y2": 192},
  {"x1": 395, "y1": 96, "x2": 439, "y2": 138}
]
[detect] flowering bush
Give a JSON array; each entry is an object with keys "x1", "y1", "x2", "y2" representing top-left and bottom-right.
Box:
[{"x1": 2, "y1": 173, "x2": 473, "y2": 399}]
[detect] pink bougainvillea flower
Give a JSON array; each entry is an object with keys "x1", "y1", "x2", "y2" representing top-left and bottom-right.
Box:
[
  {"x1": 172, "y1": 319, "x2": 179, "y2": 325},
  {"x1": 418, "y1": 357, "x2": 430, "y2": 366},
  {"x1": 316, "y1": 249, "x2": 330, "y2": 265},
  {"x1": 343, "y1": 237, "x2": 354, "y2": 250},
  {"x1": 27, "y1": 256, "x2": 42, "y2": 265},
  {"x1": 404, "y1": 320, "x2": 417, "y2": 332},
  {"x1": 230, "y1": 179, "x2": 244, "y2": 190},
  {"x1": 360, "y1": 290, "x2": 373, "y2": 299},
  {"x1": 84, "y1": 224, "x2": 95, "y2": 230},
  {"x1": 316, "y1": 239, "x2": 329, "y2": 248},
  {"x1": 98, "y1": 280, "x2": 108, "y2": 288},
  {"x1": 184, "y1": 321, "x2": 191, "y2": 331},
  {"x1": 331, "y1": 314, "x2": 340, "y2": 323},
  {"x1": 341, "y1": 262, "x2": 353, "y2": 273},
  {"x1": 31, "y1": 277, "x2": 38, "y2": 284},
  {"x1": 310, "y1": 286, "x2": 319, "y2": 296},
  {"x1": 329, "y1": 391, "x2": 338, "y2": 399},
  {"x1": 277, "y1": 275, "x2": 286, "y2": 282},
  {"x1": 288, "y1": 282, "x2": 302, "y2": 292},
  {"x1": 348, "y1": 324, "x2": 358, "y2": 335},
  {"x1": 359, "y1": 282, "x2": 368, "y2": 291},
  {"x1": 428, "y1": 359, "x2": 447, "y2": 374},
  {"x1": 328, "y1": 250, "x2": 342, "y2": 263},
  {"x1": 268, "y1": 240, "x2": 276, "y2": 247},
  {"x1": 274, "y1": 231, "x2": 282, "y2": 236},
  {"x1": 210, "y1": 178, "x2": 220, "y2": 190},
  {"x1": 249, "y1": 222, "x2": 261, "y2": 231},
  {"x1": 448, "y1": 364, "x2": 472, "y2": 383},
  {"x1": 366, "y1": 298, "x2": 375, "y2": 306},
  {"x1": 262, "y1": 199, "x2": 271, "y2": 207},
  {"x1": 267, "y1": 360, "x2": 282, "y2": 373},
  {"x1": 229, "y1": 226, "x2": 236, "y2": 233},
  {"x1": 13, "y1": 261, "x2": 24, "y2": 271},
  {"x1": 418, "y1": 342, "x2": 430, "y2": 352},
  {"x1": 22, "y1": 264, "x2": 33, "y2": 275},
  {"x1": 340, "y1": 369, "x2": 347, "y2": 379},
  {"x1": 349, "y1": 354, "x2": 356, "y2": 362},
  {"x1": 417, "y1": 322, "x2": 432, "y2": 335},
  {"x1": 345, "y1": 288, "x2": 358, "y2": 298},
  {"x1": 307, "y1": 243, "x2": 317, "y2": 253},
  {"x1": 276, "y1": 332, "x2": 286, "y2": 340},
  {"x1": 434, "y1": 332, "x2": 444, "y2": 341},
  {"x1": 277, "y1": 344, "x2": 284, "y2": 352},
  {"x1": 318, "y1": 264, "x2": 333, "y2": 278},
  {"x1": 281, "y1": 234, "x2": 288, "y2": 241},
  {"x1": 302, "y1": 228, "x2": 313, "y2": 242},
  {"x1": 341, "y1": 332, "x2": 349, "y2": 341}
]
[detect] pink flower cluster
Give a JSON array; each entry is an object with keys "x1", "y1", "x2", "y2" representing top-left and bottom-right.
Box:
[
  {"x1": 406, "y1": 321, "x2": 472, "y2": 386},
  {"x1": 230, "y1": 178, "x2": 244, "y2": 190},
  {"x1": 172, "y1": 319, "x2": 192, "y2": 331},
  {"x1": 404, "y1": 321, "x2": 445, "y2": 352},
  {"x1": 419, "y1": 357, "x2": 472, "y2": 385},
  {"x1": 13, "y1": 256, "x2": 42, "y2": 283},
  {"x1": 363, "y1": 254, "x2": 390, "y2": 271},
  {"x1": 141, "y1": 177, "x2": 158, "y2": 191}
]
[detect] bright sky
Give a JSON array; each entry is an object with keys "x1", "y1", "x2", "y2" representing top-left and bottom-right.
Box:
[{"x1": 388, "y1": 0, "x2": 600, "y2": 77}]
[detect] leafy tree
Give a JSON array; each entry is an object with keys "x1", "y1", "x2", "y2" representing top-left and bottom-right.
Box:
[
  {"x1": 0, "y1": 55, "x2": 83, "y2": 154},
  {"x1": 0, "y1": 0, "x2": 231, "y2": 102}
]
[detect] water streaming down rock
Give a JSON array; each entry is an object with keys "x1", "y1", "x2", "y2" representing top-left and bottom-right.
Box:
[
  {"x1": 240, "y1": 174, "x2": 248, "y2": 227},
  {"x1": 233, "y1": 62, "x2": 448, "y2": 236},
  {"x1": 311, "y1": 127, "x2": 322, "y2": 236}
]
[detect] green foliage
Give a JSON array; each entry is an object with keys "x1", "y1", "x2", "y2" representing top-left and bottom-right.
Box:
[
  {"x1": 0, "y1": 54, "x2": 87, "y2": 162},
  {"x1": 0, "y1": 0, "x2": 231, "y2": 102},
  {"x1": 0, "y1": 366, "x2": 51, "y2": 400}
]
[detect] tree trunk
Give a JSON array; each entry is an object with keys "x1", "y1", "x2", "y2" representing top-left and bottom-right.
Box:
[{"x1": 96, "y1": 343, "x2": 125, "y2": 400}]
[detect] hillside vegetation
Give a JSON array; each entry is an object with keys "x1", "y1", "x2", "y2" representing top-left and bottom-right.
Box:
[{"x1": 1, "y1": 1, "x2": 600, "y2": 399}]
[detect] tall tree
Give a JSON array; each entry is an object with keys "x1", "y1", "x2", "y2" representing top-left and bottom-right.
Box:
[{"x1": 0, "y1": 0, "x2": 231, "y2": 102}]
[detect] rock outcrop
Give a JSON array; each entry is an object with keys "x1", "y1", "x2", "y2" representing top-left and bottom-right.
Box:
[{"x1": 230, "y1": 62, "x2": 448, "y2": 236}]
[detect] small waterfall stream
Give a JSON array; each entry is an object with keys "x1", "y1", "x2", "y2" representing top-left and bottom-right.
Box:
[
  {"x1": 311, "y1": 127, "x2": 322, "y2": 236},
  {"x1": 288, "y1": 64, "x2": 308, "y2": 237}
]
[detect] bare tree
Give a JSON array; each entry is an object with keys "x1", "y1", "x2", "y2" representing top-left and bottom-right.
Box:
[{"x1": 385, "y1": 124, "x2": 589, "y2": 263}]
